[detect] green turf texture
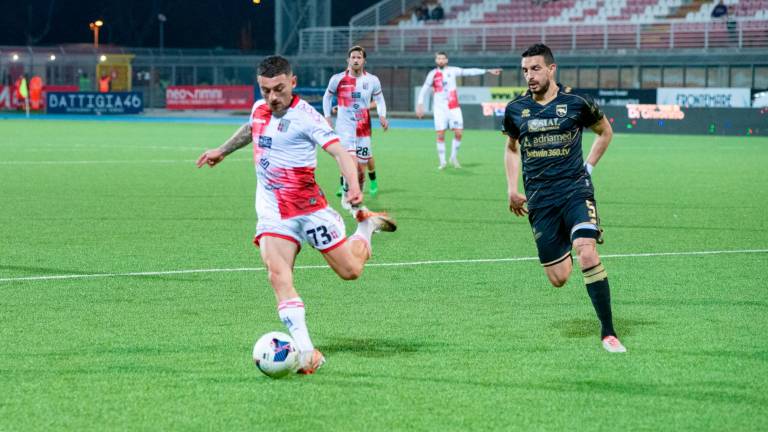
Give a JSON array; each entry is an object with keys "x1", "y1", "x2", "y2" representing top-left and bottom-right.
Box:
[{"x1": 1, "y1": 119, "x2": 767, "y2": 431}]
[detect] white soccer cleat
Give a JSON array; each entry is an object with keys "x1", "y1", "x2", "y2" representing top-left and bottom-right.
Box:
[
  {"x1": 438, "y1": 163, "x2": 447, "y2": 170},
  {"x1": 340, "y1": 195, "x2": 353, "y2": 212},
  {"x1": 356, "y1": 208, "x2": 397, "y2": 232},
  {"x1": 602, "y1": 335, "x2": 627, "y2": 353},
  {"x1": 296, "y1": 349, "x2": 326, "y2": 375},
  {"x1": 449, "y1": 158, "x2": 461, "y2": 168}
]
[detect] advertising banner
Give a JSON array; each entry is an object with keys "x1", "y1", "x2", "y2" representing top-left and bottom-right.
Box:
[
  {"x1": 574, "y1": 89, "x2": 656, "y2": 106},
  {"x1": 413, "y1": 86, "x2": 509, "y2": 111},
  {"x1": 657, "y1": 87, "x2": 752, "y2": 108},
  {"x1": 166, "y1": 85, "x2": 254, "y2": 110},
  {"x1": 295, "y1": 87, "x2": 325, "y2": 111},
  {"x1": 46, "y1": 92, "x2": 144, "y2": 114},
  {"x1": 0, "y1": 85, "x2": 78, "y2": 110}
]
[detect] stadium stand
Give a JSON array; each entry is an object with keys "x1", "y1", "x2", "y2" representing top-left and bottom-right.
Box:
[{"x1": 397, "y1": 0, "x2": 767, "y2": 26}]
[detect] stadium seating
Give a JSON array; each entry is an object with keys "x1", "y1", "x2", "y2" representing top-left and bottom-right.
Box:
[
  {"x1": 396, "y1": 0, "x2": 768, "y2": 27},
  {"x1": 386, "y1": 0, "x2": 767, "y2": 53}
]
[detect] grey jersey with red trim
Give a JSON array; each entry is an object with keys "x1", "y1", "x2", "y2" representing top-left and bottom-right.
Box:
[{"x1": 502, "y1": 84, "x2": 604, "y2": 209}]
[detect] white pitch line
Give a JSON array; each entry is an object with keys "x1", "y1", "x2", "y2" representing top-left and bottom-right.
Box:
[{"x1": 1, "y1": 248, "x2": 766, "y2": 284}]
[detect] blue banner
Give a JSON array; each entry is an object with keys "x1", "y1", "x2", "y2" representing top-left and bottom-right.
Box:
[
  {"x1": 294, "y1": 87, "x2": 326, "y2": 112},
  {"x1": 46, "y1": 92, "x2": 144, "y2": 114}
]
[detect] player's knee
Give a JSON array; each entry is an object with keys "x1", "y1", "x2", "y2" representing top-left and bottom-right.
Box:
[
  {"x1": 548, "y1": 274, "x2": 568, "y2": 288},
  {"x1": 454, "y1": 131, "x2": 463, "y2": 140},
  {"x1": 267, "y1": 266, "x2": 291, "y2": 288},
  {"x1": 337, "y1": 264, "x2": 363, "y2": 281},
  {"x1": 574, "y1": 240, "x2": 599, "y2": 268}
]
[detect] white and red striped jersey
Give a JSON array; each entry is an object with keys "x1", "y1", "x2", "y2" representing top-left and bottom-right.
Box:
[
  {"x1": 417, "y1": 66, "x2": 487, "y2": 110},
  {"x1": 323, "y1": 70, "x2": 386, "y2": 138},
  {"x1": 250, "y1": 95, "x2": 340, "y2": 220}
]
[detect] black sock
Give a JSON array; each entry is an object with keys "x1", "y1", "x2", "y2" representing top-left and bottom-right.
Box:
[
  {"x1": 583, "y1": 263, "x2": 616, "y2": 339},
  {"x1": 368, "y1": 171, "x2": 377, "y2": 181}
]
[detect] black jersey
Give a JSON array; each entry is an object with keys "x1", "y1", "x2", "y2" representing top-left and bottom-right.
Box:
[{"x1": 502, "y1": 83, "x2": 604, "y2": 209}]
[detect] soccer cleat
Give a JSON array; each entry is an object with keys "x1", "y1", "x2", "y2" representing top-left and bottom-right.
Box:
[
  {"x1": 355, "y1": 208, "x2": 397, "y2": 232},
  {"x1": 449, "y1": 158, "x2": 461, "y2": 168},
  {"x1": 602, "y1": 335, "x2": 627, "y2": 353},
  {"x1": 296, "y1": 349, "x2": 326, "y2": 375},
  {"x1": 438, "y1": 163, "x2": 447, "y2": 170},
  {"x1": 340, "y1": 195, "x2": 353, "y2": 212},
  {"x1": 369, "y1": 179, "x2": 378, "y2": 197}
]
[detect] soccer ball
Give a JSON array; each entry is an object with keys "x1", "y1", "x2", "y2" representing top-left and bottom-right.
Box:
[{"x1": 252, "y1": 331, "x2": 299, "y2": 378}]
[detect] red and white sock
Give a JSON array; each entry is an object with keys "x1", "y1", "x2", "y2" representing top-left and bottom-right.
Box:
[{"x1": 277, "y1": 297, "x2": 314, "y2": 353}]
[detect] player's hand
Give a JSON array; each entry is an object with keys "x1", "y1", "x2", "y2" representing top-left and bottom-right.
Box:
[
  {"x1": 332, "y1": 106, "x2": 338, "y2": 115},
  {"x1": 346, "y1": 184, "x2": 363, "y2": 206},
  {"x1": 196, "y1": 149, "x2": 225, "y2": 168},
  {"x1": 488, "y1": 68, "x2": 502, "y2": 76},
  {"x1": 416, "y1": 104, "x2": 424, "y2": 119},
  {"x1": 379, "y1": 116, "x2": 389, "y2": 132},
  {"x1": 508, "y1": 191, "x2": 528, "y2": 216}
]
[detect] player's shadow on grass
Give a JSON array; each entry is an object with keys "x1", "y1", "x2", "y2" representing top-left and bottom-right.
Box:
[
  {"x1": 322, "y1": 337, "x2": 421, "y2": 358},
  {"x1": 553, "y1": 318, "x2": 656, "y2": 338}
]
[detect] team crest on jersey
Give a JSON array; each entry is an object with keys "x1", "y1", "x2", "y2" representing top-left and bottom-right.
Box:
[
  {"x1": 362, "y1": 82, "x2": 369, "y2": 90},
  {"x1": 277, "y1": 119, "x2": 291, "y2": 132},
  {"x1": 521, "y1": 108, "x2": 531, "y2": 118},
  {"x1": 556, "y1": 104, "x2": 568, "y2": 117},
  {"x1": 258, "y1": 136, "x2": 272, "y2": 148}
]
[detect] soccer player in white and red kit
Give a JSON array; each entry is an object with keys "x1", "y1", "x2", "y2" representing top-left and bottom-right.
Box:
[
  {"x1": 416, "y1": 51, "x2": 501, "y2": 169},
  {"x1": 323, "y1": 45, "x2": 389, "y2": 199},
  {"x1": 196, "y1": 56, "x2": 397, "y2": 375}
]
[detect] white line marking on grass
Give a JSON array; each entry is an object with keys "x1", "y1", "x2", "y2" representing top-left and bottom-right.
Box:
[{"x1": 1, "y1": 248, "x2": 766, "y2": 284}]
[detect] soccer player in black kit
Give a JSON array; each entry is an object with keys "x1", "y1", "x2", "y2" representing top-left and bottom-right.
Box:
[{"x1": 502, "y1": 44, "x2": 626, "y2": 353}]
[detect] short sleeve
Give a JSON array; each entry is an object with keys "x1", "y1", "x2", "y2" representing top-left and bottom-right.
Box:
[
  {"x1": 578, "y1": 94, "x2": 604, "y2": 128},
  {"x1": 502, "y1": 103, "x2": 520, "y2": 139},
  {"x1": 305, "y1": 108, "x2": 340, "y2": 149}
]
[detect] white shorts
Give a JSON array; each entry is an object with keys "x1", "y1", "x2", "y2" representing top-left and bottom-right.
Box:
[
  {"x1": 433, "y1": 107, "x2": 463, "y2": 131},
  {"x1": 254, "y1": 206, "x2": 347, "y2": 253},
  {"x1": 340, "y1": 134, "x2": 373, "y2": 164}
]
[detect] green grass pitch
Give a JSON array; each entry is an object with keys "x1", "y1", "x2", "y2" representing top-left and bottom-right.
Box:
[{"x1": 1, "y1": 119, "x2": 767, "y2": 431}]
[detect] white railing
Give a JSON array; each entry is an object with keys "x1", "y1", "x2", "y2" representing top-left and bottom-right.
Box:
[
  {"x1": 349, "y1": 0, "x2": 423, "y2": 27},
  {"x1": 299, "y1": 18, "x2": 768, "y2": 54}
]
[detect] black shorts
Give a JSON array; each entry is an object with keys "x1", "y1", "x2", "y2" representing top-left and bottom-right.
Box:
[{"x1": 527, "y1": 194, "x2": 601, "y2": 266}]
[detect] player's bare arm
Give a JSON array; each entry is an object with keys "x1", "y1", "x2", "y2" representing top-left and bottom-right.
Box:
[
  {"x1": 504, "y1": 135, "x2": 527, "y2": 216},
  {"x1": 324, "y1": 141, "x2": 363, "y2": 205},
  {"x1": 196, "y1": 123, "x2": 252, "y2": 168},
  {"x1": 584, "y1": 116, "x2": 613, "y2": 168},
  {"x1": 487, "y1": 68, "x2": 502, "y2": 75}
]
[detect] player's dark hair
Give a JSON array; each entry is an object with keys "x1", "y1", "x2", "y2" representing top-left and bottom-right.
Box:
[
  {"x1": 521, "y1": 44, "x2": 555, "y2": 65},
  {"x1": 258, "y1": 55, "x2": 292, "y2": 77},
  {"x1": 348, "y1": 45, "x2": 367, "y2": 58},
  {"x1": 435, "y1": 51, "x2": 448, "y2": 58}
]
